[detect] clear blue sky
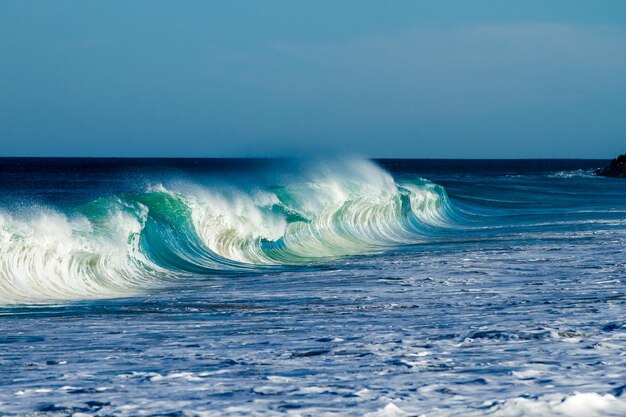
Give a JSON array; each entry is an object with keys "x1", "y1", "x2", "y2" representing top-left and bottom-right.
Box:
[{"x1": 1, "y1": 1, "x2": 625, "y2": 158}]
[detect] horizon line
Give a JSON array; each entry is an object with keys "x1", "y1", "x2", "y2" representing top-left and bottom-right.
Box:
[{"x1": 0, "y1": 156, "x2": 615, "y2": 161}]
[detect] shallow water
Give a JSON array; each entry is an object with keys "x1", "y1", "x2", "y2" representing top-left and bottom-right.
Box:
[{"x1": 0, "y1": 158, "x2": 625, "y2": 416}]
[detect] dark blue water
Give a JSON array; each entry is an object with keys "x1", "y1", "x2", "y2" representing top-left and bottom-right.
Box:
[{"x1": 1, "y1": 158, "x2": 625, "y2": 416}]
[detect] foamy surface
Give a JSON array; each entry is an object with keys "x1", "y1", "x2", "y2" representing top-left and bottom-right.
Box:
[{"x1": 0, "y1": 158, "x2": 624, "y2": 416}]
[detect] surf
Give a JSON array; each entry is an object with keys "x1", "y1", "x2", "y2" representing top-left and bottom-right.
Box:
[{"x1": 0, "y1": 159, "x2": 456, "y2": 304}]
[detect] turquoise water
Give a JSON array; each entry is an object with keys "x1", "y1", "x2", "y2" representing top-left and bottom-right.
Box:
[{"x1": 0, "y1": 158, "x2": 625, "y2": 416}]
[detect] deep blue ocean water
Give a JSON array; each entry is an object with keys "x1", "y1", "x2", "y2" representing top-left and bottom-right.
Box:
[{"x1": 0, "y1": 158, "x2": 625, "y2": 417}]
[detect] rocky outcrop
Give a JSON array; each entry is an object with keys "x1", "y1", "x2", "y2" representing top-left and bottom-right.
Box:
[{"x1": 596, "y1": 154, "x2": 626, "y2": 178}]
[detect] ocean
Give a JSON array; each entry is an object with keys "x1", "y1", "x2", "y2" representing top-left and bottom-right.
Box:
[{"x1": 0, "y1": 158, "x2": 625, "y2": 416}]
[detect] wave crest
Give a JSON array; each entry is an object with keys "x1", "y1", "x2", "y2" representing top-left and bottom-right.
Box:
[{"x1": 0, "y1": 159, "x2": 456, "y2": 303}]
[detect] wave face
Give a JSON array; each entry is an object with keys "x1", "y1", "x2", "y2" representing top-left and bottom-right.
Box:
[{"x1": 0, "y1": 159, "x2": 455, "y2": 303}]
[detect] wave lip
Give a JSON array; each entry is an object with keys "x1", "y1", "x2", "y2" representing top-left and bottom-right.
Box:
[
  {"x1": 0, "y1": 159, "x2": 458, "y2": 304},
  {"x1": 187, "y1": 160, "x2": 454, "y2": 265},
  {"x1": 0, "y1": 205, "x2": 168, "y2": 304}
]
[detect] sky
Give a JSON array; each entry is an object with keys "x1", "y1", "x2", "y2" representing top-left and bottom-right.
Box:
[{"x1": 0, "y1": 1, "x2": 625, "y2": 158}]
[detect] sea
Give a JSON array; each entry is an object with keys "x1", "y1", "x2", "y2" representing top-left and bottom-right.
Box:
[{"x1": 0, "y1": 158, "x2": 625, "y2": 417}]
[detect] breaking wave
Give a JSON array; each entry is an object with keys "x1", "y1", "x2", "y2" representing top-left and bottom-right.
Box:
[{"x1": 0, "y1": 159, "x2": 457, "y2": 303}]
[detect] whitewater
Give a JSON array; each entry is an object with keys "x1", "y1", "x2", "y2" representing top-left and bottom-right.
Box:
[
  {"x1": 0, "y1": 158, "x2": 625, "y2": 416},
  {"x1": 0, "y1": 159, "x2": 453, "y2": 303}
]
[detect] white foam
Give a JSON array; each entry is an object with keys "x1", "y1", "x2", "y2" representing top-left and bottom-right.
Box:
[
  {"x1": 187, "y1": 158, "x2": 453, "y2": 264},
  {"x1": 364, "y1": 402, "x2": 409, "y2": 417},
  {"x1": 487, "y1": 392, "x2": 626, "y2": 417},
  {"x1": 0, "y1": 205, "x2": 167, "y2": 304}
]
